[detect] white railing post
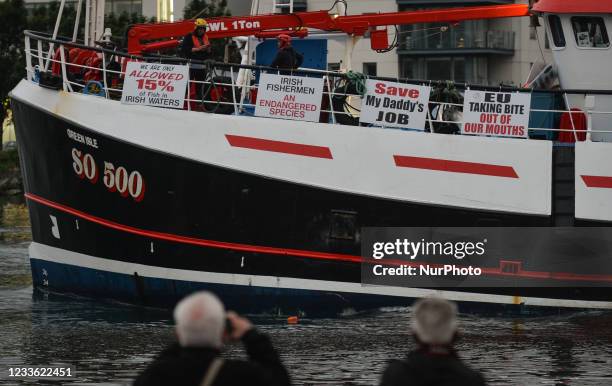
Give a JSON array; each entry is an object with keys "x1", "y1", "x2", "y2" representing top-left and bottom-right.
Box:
[
  {"x1": 325, "y1": 75, "x2": 336, "y2": 124},
  {"x1": 25, "y1": 35, "x2": 33, "y2": 81},
  {"x1": 562, "y1": 93, "x2": 578, "y2": 142},
  {"x1": 58, "y1": 44, "x2": 72, "y2": 92},
  {"x1": 186, "y1": 63, "x2": 191, "y2": 111},
  {"x1": 37, "y1": 39, "x2": 44, "y2": 70},
  {"x1": 238, "y1": 69, "x2": 251, "y2": 113},
  {"x1": 584, "y1": 95, "x2": 595, "y2": 142},
  {"x1": 230, "y1": 65, "x2": 238, "y2": 115},
  {"x1": 426, "y1": 102, "x2": 434, "y2": 133},
  {"x1": 586, "y1": 113, "x2": 592, "y2": 141},
  {"x1": 101, "y1": 52, "x2": 109, "y2": 98}
]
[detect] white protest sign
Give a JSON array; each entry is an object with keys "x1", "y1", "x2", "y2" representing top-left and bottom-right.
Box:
[
  {"x1": 359, "y1": 79, "x2": 431, "y2": 130},
  {"x1": 121, "y1": 62, "x2": 188, "y2": 109},
  {"x1": 255, "y1": 73, "x2": 324, "y2": 122},
  {"x1": 462, "y1": 90, "x2": 531, "y2": 138}
]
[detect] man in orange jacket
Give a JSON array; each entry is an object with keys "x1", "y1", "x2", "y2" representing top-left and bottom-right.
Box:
[
  {"x1": 182, "y1": 18, "x2": 212, "y2": 61},
  {"x1": 181, "y1": 19, "x2": 213, "y2": 103}
]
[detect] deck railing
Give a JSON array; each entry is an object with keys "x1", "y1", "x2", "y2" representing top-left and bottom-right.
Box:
[{"x1": 22, "y1": 30, "x2": 612, "y2": 142}]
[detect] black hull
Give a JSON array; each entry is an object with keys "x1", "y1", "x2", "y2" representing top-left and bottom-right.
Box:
[{"x1": 10, "y1": 96, "x2": 612, "y2": 314}]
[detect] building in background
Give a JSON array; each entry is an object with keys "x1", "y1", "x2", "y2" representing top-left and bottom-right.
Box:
[
  {"x1": 23, "y1": 0, "x2": 144, "y2": 16},
  {"x1": 141, "y1": 0, "x2": 250, "y2": 22},
  {"x1": 24, "y1": 0, "x2": 250, "y2": 23},
  {"x1": 140, "y1": 0, "x2": 250, "y2": 21},
  {"x1": 256, "y1": 0, "x2": 552, "y2": 86},
  {"x1": 397, "y1": 0, "x2": 552, "y2": 86}
]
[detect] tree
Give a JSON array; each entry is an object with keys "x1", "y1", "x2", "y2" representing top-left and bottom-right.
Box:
[
  {"x1": 183, "y1": 0, "x2": 232, "y2": 61},
  {"x1": 0, "y1": 0, "x2": 27, "y2": 132},
  {"x1": 27, "y1": 1, "x2": 153, "y2": 47},
  {"x1": 184, "y1": 0, "x2": 230, "y2": 20},
  {"x1": 105, "y1": 11, "x2": 154, "y2": 46},
  {"x1": 1, "y1": 1, "x2": 154, "y2": 124},
  {"x1": 27, "y1": 2, "x2": 81, "y2": 38}
]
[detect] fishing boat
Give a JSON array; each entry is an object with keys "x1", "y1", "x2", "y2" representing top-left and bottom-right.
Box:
[{"x1": 9, "y1": 0, "x2": 612, "y2": 315}]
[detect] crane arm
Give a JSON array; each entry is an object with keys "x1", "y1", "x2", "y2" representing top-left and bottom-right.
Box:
[{"x1": 127, "y1": 4, "x2": 529, "y2": 55}]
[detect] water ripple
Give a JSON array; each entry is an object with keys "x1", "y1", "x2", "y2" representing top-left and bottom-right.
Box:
[{"x1": 0, "y1": 208, "x2": 611, "y2": 385}]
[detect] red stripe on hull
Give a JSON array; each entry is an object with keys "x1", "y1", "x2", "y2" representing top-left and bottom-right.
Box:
[
  {"x1": 581, "y1": 175, "x2": 612, "y2": 189},
  {"x1": 394, "y1": 155, "x2": 519, "y2": 178},
  {"x1": 25, "y1": 193, "x2": 612, "y2": 283},
  {"x1": 25, "y1": 193, "x2": 358, "y2": 263},
  {"x1": 226, "y1": 134, "x2": 333, "y2": 159}
]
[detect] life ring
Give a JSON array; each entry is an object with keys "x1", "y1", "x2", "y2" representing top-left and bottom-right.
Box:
[{"x1": 83, "y1": 80, "x2": 105, "y2": 96}]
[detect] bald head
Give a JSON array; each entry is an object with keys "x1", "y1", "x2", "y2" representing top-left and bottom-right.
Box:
[
  {"x1": 173, "y1": 291, "x2": 226, "y2": 348},
  {"x1": 411, "y1": 297, "x2": 458, "y2": 345}
]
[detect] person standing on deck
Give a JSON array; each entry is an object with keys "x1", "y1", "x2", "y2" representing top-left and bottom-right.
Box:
[
  {"x1": 181, "y1": 19, "x2": 212, "y2": 99},
  {"x1": 182, "y1": 18, "x2": 212, "y2": 61},
  {"x1": 379, "y1": 297, "x2": 486, "y2": 386},
  {"x1": 270, "y1": 34, "x2": 303, "y2": 70}
]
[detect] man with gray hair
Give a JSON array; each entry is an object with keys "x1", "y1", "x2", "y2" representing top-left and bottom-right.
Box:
[
  {"x1": 379, "y1": 297, "x2": 486, "y2": 386},
  {"x1": 134, "y1": 291, "x2": 290, "y2": 386}
]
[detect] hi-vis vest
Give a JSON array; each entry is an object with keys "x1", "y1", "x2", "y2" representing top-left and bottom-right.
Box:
[{"x1": 192, "y1": 34, "x2": 210, "y2": 48}]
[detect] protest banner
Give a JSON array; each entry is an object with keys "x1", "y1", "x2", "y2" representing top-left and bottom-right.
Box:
[
  {"x1": 359, "y1": 79, "x2": 431, "y2": 130},
  {"x1": 121, "y1": 62, "x2": 188, "y2": 109},
  {"x1": 462, "y1": 90, "x2": 532, "y2": 138},
  {"x1": 255, "y1": 73, "x2": 324, "y2": 122}
]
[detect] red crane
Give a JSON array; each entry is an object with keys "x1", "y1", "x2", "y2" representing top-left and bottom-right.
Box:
[{"x1": 127, "y1": 4, "x2": 529, "y2": 55}]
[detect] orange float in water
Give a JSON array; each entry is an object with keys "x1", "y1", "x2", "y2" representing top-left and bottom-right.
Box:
[{"x1": 287, "y1": 316, "x2": 299, "y2": 324}]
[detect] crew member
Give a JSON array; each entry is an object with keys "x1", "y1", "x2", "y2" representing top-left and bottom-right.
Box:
[
  {"x1": 182, "y1": 18, "x2": 212, "y2": 61},
  {"x1": 270, "y1": 34, "x2": 303, "y2": 70},
  {"x1": 379, "y1": 297, "x2": 486, "y2": 386},
  {"x1": 181, "y1": 19, "x2": 212, "y2": 101},
  {"x1": 133, "y1": 291, "x2": 290, "y2": 386}
]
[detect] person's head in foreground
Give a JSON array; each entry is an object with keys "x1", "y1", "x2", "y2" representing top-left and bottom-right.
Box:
[
  {"x1": 134, "y1": 291, "x2": 290, "y2": 386},
  {"x1": 174, "y1": 291, "x2": 227, "y2": 348},
  {"x1": 411, "y1": 296, "x2": 458, "y2": 348},
  {"x1": 378, "y1": 297, "x2": 486, "y2": 386}
]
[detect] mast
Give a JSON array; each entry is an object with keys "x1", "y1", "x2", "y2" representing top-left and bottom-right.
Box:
[
  {"x1": 85, "y1": 0, "x2": 106, "y2": 46},
  {"x1": 337, "y1": 0, "x2": 356, "y2": 72}
]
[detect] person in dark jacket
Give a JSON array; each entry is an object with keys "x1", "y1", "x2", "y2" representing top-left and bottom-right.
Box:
[
  {"x1": 133, "y1": 292, "x2": 290, "y2": 386},
  {"x1": 181, "y1": 18, "x2": 212, "y2": 61},
  {"x1": 270, "y1": 34, "x2": 303, "y2": 70},
  {"x1": 181, "y1": 19, "x2": 212, "y2": 101},
  {"x1": 379, "y1": 297, "x2": 486, "y2": 386}
]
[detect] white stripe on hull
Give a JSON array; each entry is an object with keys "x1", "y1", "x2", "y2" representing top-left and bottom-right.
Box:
[
  {"x1": 575, "y1": 141, "x2": 612, "y2": 222},
  {"x1": 11, "y1": 80, "x2": 552, "y2": 215},
  {"x1": 30, "y1": 242, "x2": 612, "y2": 310}
]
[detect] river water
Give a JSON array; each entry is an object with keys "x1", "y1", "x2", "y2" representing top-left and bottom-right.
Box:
[{"x1": 1, "y1": 201, "x2": 611, "y2": 385}]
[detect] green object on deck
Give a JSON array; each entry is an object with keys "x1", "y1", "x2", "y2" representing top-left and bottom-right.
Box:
[{"x1": 345, "y1": 71, "x2": 367, "y2": 96}]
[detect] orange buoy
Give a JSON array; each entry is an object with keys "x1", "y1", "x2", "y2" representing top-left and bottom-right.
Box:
[{"x1": 287, "y1": 316, "x2": 299, "y2": 324}]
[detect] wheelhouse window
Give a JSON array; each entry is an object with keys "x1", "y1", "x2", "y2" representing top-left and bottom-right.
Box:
[
  {"x1": 363, "y1": 62, "x2": 377, "y2": 77},
  {"x1": 105, "y1": 0, "x2": 143, "y2": 16},
  {"x1": 571, "y1": 17, "x2": 609, "y2": 48},
  {"x1": 547, "y1": 15, "x2": 565, "y2": 48}
]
